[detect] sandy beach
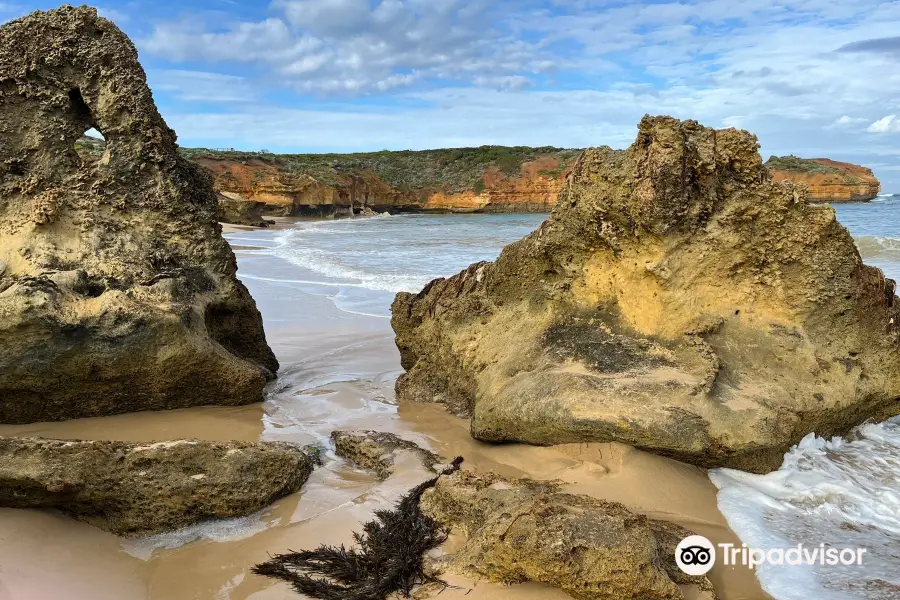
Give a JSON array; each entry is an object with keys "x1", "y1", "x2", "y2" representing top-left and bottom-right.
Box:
[{"x1": 0, "y1": 237, "x2": 769, "y2": 599}]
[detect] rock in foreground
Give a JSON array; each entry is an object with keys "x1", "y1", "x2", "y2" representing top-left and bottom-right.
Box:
[
  {"x1": 331, "y1": 429, "x2": 445, "y2": 480},
  {"x1": 0, "y1": 437, "x2": 313, "y2": 536},
  {"x1": 0, "y1": 6, "x2": 277, "y2": 422},
  {"x1": 392, "y1": 116, "x2": 900, "y2": 473},
  {"x1": 419, "y1": 470, "x2": 716, "y2": 600}
]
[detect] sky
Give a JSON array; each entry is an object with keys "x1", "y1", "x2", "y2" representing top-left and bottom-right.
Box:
[{"x1": 3, "y1": 0, "x2": 900, "y2": 191}]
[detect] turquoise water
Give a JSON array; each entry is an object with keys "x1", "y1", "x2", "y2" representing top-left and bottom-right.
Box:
[{"x1": 226, "y1": 213, "x2": 547, "y2": 318}]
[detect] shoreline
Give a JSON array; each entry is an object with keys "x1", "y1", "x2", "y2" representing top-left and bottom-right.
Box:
[
  {"x1": 4, "y1": 206, "x2": 897, "y2": 599},
  {"x1": 0, "y1": 247, "x2": 770, "y2": 599}
]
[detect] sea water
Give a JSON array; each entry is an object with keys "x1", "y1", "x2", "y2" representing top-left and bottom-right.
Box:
[
  {"x1": 227, "y1": 197, "x2": 900, "y2": 600},
  {"x1": 227, "y1": 213, "x2": 546, "y2": 318}
]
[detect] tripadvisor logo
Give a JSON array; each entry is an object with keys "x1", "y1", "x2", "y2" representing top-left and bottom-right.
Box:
[
  {"x1": 675, "y1": 535, "x2": 868, "y2": 575},
  {"x1": 676, "y1": 535, "x2": 716, "y2": 576}
]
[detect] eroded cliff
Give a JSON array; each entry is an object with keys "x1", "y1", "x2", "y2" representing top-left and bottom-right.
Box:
[
  {"x1": 187, "y1": 147, "x2": 577, "y2": 216},
  {"x1": 767, "y1": 155, "x2": 881, "y2": 202}
]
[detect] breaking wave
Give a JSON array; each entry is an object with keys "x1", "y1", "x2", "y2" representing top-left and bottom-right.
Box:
[
  {"x1": 855, "y1": 235, "x2": 900, "y2": 262},
  {"x1": 710, "y1": 418, "x2": 900, "y2": 600}
]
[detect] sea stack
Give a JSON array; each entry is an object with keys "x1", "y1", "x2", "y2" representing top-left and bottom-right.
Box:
[
  {"x1": 0, "y1": 6, "x2": 278, "y2": 422},
  {"x1": 392, "y1": 116, "x2": 900, "y2": 474}
]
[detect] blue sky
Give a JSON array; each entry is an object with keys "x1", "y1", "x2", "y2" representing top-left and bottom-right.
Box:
[{"x1": 4, "y1": 0, "x2": 900, "y2": 190}]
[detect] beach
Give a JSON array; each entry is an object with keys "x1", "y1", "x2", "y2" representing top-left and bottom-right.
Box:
[
  {"x1": 1, "y1": 202, "x2": 898, "y2": 600},
  {"x1": 0, "y1": 214, "x2": 772, "y2": 600}
]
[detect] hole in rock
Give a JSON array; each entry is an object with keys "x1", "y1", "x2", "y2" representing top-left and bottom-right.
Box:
[
  {"x1": 68, "y1": 88, "x2": 108, "y2": 164},
  {"x1": 74, "y1": 127, "x2": 106, "y2": 159}
]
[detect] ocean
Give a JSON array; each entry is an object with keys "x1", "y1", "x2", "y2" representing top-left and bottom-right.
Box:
[{"x1": 223, "y1": 195, "x2": 900, "y2": 600}]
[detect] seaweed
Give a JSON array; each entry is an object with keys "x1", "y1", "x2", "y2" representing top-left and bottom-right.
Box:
[{"x1": 252, "y1": 457, "x2": 464, "y2": 599}]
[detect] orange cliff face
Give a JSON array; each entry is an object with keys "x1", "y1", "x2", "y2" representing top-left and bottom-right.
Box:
[
  {"x1": 422, "y1": 156, "x2": 567, "y2": 212},
  {"x1": 192, "y1": 154, "x2": 573, "y2": 216},
  {"x1": 767, "y1": 157, "x2": 881, "y2": 202}
]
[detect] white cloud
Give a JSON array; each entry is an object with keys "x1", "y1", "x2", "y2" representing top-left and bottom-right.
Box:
[
  {"x1": 832, "y1": 115, "x2": 868, "y2": 126},
  {"x1": 141, "y1": 0, "x2": 553, "y2": 95},
  {"x1": 274, "y1": 0, "x2": 371, "y2": 35},
  {"x1": 135, "y1": 0, "x2": 900, "y2": 189},
  {"x1": 473, "y1": 75, "x2": 534, "y2": 91},
  {"x1": 97, "y1": 6, "x2": 130, "y2": 25},
  {"x1": 868, "y1": 115, "x2": 900, "y2": 133}
]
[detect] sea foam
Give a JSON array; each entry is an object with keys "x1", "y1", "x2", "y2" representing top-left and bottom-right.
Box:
[{"x1": 710, "y1": 417, "x2": 900, "y2": 599}]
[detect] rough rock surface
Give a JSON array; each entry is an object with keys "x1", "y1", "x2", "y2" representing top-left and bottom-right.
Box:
[
  {"x1": 767, "y1": 156, "x2": 881, "y2": 202},
  {"x1": 392, "y1": 116, "x2": 900, "y2": 473},
  {"x1": 0, "y1": 437, "x2": 313, "y2": 536},
  {"x1": 0, "y1": 6, "x2": 278, "y2": 422},
  {"x1": 419, "y1": 470, "x2": 717, "y2": 600},
  {"x1": 331, "y1": 429, "x2": 445, "y2": 480}
]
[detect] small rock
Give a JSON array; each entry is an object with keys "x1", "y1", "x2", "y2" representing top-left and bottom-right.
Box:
[{"x1": 331, "y1": 430, "x2": 443, "y2": 480}]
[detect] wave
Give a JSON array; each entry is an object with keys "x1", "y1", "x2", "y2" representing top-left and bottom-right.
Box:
[
  {"x1": 121, "y1": 509, "x2": 273, "y2": 560},
  {"x1": 269, "y1": 228, "x2": 436, "y2": 293},
  {"x1": 710, "y1": 418, "x2": 900, "y2": 600},
  {"x1": 855, "y1": 235, "x2": 900, "y2": 261}
]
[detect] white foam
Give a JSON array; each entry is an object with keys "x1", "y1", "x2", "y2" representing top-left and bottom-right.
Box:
[
  {"x1": 271, "y1": 232, "x2": 433, "y2": 293},
  {"x1": 710, "y1": 417, "x2": 900, "y2": 599},
  {"x1": 855, "y1": 235, "x2": 900, "y2": 261},
  {"x1": 120, "y1": 510, "x2": 275, "y2": 560}
]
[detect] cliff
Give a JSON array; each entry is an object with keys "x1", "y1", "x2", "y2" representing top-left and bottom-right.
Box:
[
  {"x1": 184, "y1": 146, "x2": 579, "y2": 216},
  {"x1": 766, "y1": 155, "x2": 881, "y2": 202}
]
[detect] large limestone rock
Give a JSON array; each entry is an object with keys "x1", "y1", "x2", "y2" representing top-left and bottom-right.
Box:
[
  {"x1": 420, "y1": 470, "x2": 717, "y2": 600},
  {"x1": 0, "y1": 6, "x2": 278, "y2": 422},
  {"x1": 392, "y1": 116, "x2": 900, "y2": 473},
  {"x1": 0, "y1": 437, "x2": 314, "y2": 536}
]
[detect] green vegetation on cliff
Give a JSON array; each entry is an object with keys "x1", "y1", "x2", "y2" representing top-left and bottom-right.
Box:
[
  {"x1": 765, "y1": 155, "x2": 844, "y2": 175},
  {"x1": 78, "y1": 135, "x2": 580, "y2": 191},
  {"x1": 179, "y1": 145, "x2": 582, "y2": 192}
]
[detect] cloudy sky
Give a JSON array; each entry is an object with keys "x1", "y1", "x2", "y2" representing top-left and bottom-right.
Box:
[{"x1": 4, "y1": 0, "x2": 900, "y2": 190}]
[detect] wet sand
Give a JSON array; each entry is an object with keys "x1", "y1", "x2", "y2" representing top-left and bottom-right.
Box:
[{"x1": 0, "y1": 240, "x2": 770, "y2": 600}]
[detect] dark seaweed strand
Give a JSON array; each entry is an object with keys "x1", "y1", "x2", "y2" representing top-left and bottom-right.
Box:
[{"x1": 252, "y1": 457, "x2": 464, "y2": 599}]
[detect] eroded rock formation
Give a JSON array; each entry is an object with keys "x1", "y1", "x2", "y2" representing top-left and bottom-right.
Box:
[
  {"x1": 392, "y1": 116, "x2": 900, "y2": 473},
  {"x1": 767, "y1": 155, "x2": 881, "y2": 202},
  {"x1": 216, "y1": 193, "x2": 270, "y2": 227},
  {"x1": 419, "y1": 470, "x2": 717, "y2": 600},
  {"x1": 193, "y1": 151, "x2": 574, "y2": 216},
  {"x1": 0, "y1": 6, "x2": 278, "y2": 422},
  {"x1": 0, "y1": 437, "x2": 313, "y2": 536}
]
